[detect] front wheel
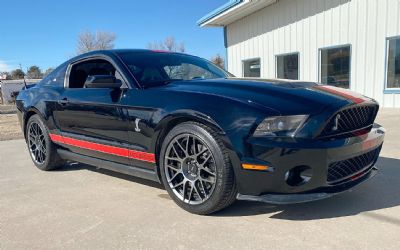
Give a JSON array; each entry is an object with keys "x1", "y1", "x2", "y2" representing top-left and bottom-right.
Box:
[{"x1": 160, "y1": 122, "x2": 237, "y2": 215}]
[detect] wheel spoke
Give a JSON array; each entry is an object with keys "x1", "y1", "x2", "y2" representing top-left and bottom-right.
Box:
[
  {"x1": 201, "y1": 177, "x2": 216, "y2": 184},
  {"x1": 198, "y1": 153, "x2": 212, "y2": 166},
  {"x1": 175, "y1": 139, "x2": 187, "y2": 157},
  {"x1": 187, "y1": 183, "x2": 194, "y2": 202},
  {"x1": 183, "y1": 180, "x2": 190, "y2": 201},
  {"x1": 200, "y1": 166, "x2": 216, "y2": 176},
  {"x1": 164, "y1": 133, "x2": 217, "y2": 205},
  {"x1": 29, "y1": 133, "x2": 36, "y2": 141},
  {"x1": 196, "y1": 147, "x2": 208, "y2": 157},
  {"x1": 172, "y1": 180, "x2": 185, "y2": 189},
  {"x1": 166, "y1": 164, "x2": 181, "y2": 172},
  {"x1": 171, "y1": 144, "x2": 181, "y2": 159},
  {"x1": 166, "y1": 156, "x2": 182, "y2": 163},
  {"x1": 33, "y1": 124, "x2": 39, "y2": 136},
  {"x1": 168, "y1": 171, "x2": 182, "y2": 183},
  {"x1": 194, "y1": 182, "x2": 203, "y2": 201},
  {"x1": 198, "y1": 180, "x2": 207, "y2": 196},
  {"x1": 185, "y1": 135, "x2": 190, "y2": 155}
]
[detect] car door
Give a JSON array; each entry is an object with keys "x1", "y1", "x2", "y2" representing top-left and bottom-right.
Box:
[{"x1": 54, "y1": 57, "x2": 132, "y2": 165}]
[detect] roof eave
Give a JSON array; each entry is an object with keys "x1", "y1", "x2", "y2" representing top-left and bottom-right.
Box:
[
  {"x1": 198, "y1": 0, "x2": 277, "y2": 27},
  {"x1": 197, "y1": 0, "x2": 245, "y2": 27}
]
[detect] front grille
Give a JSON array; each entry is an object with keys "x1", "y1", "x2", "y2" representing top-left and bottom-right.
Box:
[
  {"x1": 327, "y1": 146, "x2": 381, "y2": 184},
  {"x1": 320, "y1": 105, "x2": 379, "y2": 138}
]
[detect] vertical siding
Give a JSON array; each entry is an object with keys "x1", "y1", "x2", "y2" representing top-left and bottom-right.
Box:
[{"x1": 226, "y1": 0, "x2": 400, "y2": 107}]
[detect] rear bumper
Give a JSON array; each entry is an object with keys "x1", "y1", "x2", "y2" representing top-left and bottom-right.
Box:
[{"x1": 234, "y1": 124, "x2": 385, "y2": 196}]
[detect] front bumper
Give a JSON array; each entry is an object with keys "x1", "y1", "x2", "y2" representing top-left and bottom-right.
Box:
[
  {"x1": 235, "y1": 124, "x2": 385, "y2": 198},
  {"x1": 237, "y1": 167, "x2": 378, "y2": 204}
]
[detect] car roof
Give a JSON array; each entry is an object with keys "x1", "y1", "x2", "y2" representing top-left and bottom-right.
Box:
[{"x1": 69, "y1": 49, "x2": 191, "y2": 63}]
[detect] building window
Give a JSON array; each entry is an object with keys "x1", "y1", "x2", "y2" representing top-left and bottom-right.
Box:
[
  {"x1": 243, "y1": 58, "x2": 260, "y2": 77},
  {"x1": 386, "y1": 37, "x2": 400, "y2": 89},
  {"x1": 320, "y1": 45, "x2": 351, "y2": 89},
  {"x1": 276, "y1": 53, "x2": 299, "y2": 80}
]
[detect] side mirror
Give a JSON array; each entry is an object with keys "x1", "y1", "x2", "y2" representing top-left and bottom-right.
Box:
[{"x1": 84, "y1": 75, "x2": 122, "y2": 89}]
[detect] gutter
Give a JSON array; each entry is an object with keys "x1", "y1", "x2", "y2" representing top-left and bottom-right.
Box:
[{"x1": 197, "y1": 0, "x2": 244, "y2": 26}]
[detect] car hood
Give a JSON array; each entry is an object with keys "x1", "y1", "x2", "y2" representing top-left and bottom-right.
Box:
[{"x1": 160, "y1": 78, "x2": 373, "y2": 115}]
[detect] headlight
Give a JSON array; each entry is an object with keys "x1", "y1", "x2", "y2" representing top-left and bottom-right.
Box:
[{"x1": 253, "y1": 115, "x2": 308, "y2": 137}]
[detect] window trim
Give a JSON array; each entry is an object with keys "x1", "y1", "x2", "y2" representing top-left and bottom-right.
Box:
[
  {"x1": 384, "y1": 35, "x2": 400, "y2": 93},
  {"x1": 275, "y1": 52, "x2": 300, "y2": 80},
  {"x1": 318, "y1": 44, "x2": 352, "y2": 89},
  {"x1": 242, "y1": 57, "x2": 261, "y2": 78}
]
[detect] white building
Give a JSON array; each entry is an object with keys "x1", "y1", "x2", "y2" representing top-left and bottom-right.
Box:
[{"x1": 199, "y1": 0, "x2": 400, "y2": 107}]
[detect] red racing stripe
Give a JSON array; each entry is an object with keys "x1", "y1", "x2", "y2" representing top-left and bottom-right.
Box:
[
  {"x1": 49, "y1": 134, "x2": 156, "y2": 163},
  {"x1": 315, "y1": 85, "x2": 365, "y2": 104}
]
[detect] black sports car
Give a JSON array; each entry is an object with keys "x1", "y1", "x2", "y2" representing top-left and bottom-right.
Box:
[{"x1": 16, "y1": 49, "x2": 385, "y2": 214}]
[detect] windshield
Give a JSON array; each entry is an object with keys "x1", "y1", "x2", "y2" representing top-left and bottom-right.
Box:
[{"x1": 117, "y1": 51, "x2": 231, "y2": 87}]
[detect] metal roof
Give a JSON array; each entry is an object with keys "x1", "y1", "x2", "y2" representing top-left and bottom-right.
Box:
[{"x1": 198, "y1": 0, "x2": 277, "y2": 27}]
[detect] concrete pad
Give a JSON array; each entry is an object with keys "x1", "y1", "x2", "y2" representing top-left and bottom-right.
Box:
[{"x1": 0, "y1": 109, "x2": 399, "y2": 249}]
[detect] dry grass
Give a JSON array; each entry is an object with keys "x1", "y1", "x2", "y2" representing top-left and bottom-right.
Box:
[{"x1": 0, "y1": 114, "x2": 24, "y2": 141}]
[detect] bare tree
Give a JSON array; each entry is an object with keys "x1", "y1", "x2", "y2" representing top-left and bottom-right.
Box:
[
  {"x1": 95, "y1": 31, "x2": 117, "y2": 50},
  {"x1": 148, "y1": 36, "x2": 185, "y2": 53},
  {"x1": 147, "y1": 37, "x2": 186, "y2": 78},
  {"x1": 210, "y1": 54, "x2": 225, "y2": 69},
  {"x1": 76, "y1": 30, "x2": 116, "y2": 54}
]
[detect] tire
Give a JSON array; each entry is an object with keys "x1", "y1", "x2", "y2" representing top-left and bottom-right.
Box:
[
  {"x1": 160, "y1": 122, "x2": 237, "y2": 215},
  {"x1": 25, "y1": 114, "x2": 65, "y2": 171}
]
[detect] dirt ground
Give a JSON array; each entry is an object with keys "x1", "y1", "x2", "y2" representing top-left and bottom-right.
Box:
[{"x1": 0, "y1": 114, "x2": 23, "y2": 141}]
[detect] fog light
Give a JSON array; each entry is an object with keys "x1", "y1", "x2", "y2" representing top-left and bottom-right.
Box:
[{"x1": 285, "y1": 165, "x2": 313, "y2": 186}]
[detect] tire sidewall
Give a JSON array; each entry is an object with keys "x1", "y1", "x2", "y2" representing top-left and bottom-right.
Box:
[{"x1": 160, "y1": 123, "x2": 232, "y2": 214}]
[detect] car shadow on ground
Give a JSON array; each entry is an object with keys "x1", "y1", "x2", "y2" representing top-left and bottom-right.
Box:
[
  {"x1": 56, "y1": 162, "x2": 164, "y2": 190},
  {"x1": 215, "y1": 157, "x2": 400, "y2": 222},
  {"x1": 55, "y1": 157, "x2": 400, "y2": 222}
]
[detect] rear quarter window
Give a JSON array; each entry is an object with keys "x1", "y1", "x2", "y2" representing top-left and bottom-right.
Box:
[{"x1": 40, "y1": 64, "x2": 68, "y2": 87}]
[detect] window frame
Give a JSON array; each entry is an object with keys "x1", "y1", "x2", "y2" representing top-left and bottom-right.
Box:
[
  {"x1": 275, "y1": 52, "x2": 300, "y2": 80},
  {"x1": 242, "y1": 57, "x2": 261, "y2": 78},
  {"x1": 318, "y1": 44, "x2": 352, "y2": 89},
  {"x1": 384, "y1": 35, "x2": 400, "y2": 93},
  {"x1": 65, "y1": 55, "x2": 130, "y2": 89}
]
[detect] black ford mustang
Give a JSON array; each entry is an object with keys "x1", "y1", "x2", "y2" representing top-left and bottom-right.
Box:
[{"x1": 17, "y1": 49, "x2": 385, "y2": 214}]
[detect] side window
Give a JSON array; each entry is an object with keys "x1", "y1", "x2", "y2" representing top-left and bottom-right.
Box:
[
  {"x1": 68, "y1": 59, "x2": 117, "y2": 88},
  {"x1": 320, "y1": 45, "x2": 351, "y2": 89},
  {"x1": 243, "y1": 58, "x2": 261, "y2": 77},
  {"x1": 41, "y1": 64, "x2": 68, "y2": 87},
  {"x1": 386, "y1": 37, "x2": 400, "y2": 89},
  {"x1": 276, "y1": 53, "x2": 299, "y2": 80}
]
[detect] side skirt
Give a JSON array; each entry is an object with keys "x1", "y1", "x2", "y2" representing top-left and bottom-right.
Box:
[{"x1": 57, "y1": 149, "x2": 160, "y2": 183}]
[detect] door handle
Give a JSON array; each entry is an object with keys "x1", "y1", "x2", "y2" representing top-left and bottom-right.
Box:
[{"x1": 58, "y1": 98, "x2": 69, "y2": 106}]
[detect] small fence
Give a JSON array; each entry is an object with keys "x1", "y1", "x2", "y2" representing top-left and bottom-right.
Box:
[{"x1": 0, "y1": 80, "x2": 40, "y2": 104}]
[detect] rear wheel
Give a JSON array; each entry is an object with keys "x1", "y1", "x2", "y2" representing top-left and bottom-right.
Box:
[
  {"x1": 160, "y1": 122, "x2": 237, "y2": 215},
  {"x1": 26, "y1": 114, "x2": 65, "y2": 171}
]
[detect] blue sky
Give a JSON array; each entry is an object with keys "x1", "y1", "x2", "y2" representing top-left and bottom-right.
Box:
[{"x1": 0, "y1": 0, "x2": 227, "y2": 72}]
